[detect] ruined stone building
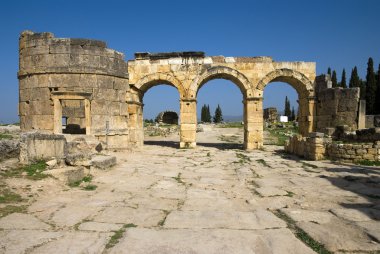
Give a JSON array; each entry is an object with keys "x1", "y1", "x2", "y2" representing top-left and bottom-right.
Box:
[
  {"x1": 18, "y1": 31, "x2": 364, "y2": 150},
  {"x1": 155, "y1": 111, "x2": 179, "y2": 125},
  {"x1": 263, "y1": 108, "x2": 278, "y2": 123}
]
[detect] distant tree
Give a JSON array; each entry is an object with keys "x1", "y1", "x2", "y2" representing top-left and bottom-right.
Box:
[
  {"x1": 349, "y1": 66, "x2": 361, "y2": 88},
  {"x1": 213, "y1": 104, "x2": 223, "y2": 123},
  {"x1": 331, "y1": 70, "x2": 338, "y2": 87},
  {"x1": 376, "y1": 64, "x2": 380, "y2": 114},
  {"x1": 365, "y1": 57, "x2": 377, "y2": 114},
  {"x1": 284, "y1": 96, "x2": 291, "y2": 118},
  {"x1": 291, "y1": 107, "x2": 295, "y2": 121},
  {"x1": 327, "y1": 67, "x2": 331, "y2": 76},
  {"x1": 340, "y1": 69, "x2": 347, "y2": 88}
]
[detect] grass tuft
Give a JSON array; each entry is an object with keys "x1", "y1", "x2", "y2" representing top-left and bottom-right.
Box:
[
  {"x1": 273, "y1": 210, "x2": 332, "y2": 254},
  {"x1": 256, "y1": 159, "x2": 270, "y2": 167},
  {"x1": 83, "y1": 184, "x2": 97, "y2": 191},
  {"x1": 0, "y1": 205, "x2": 27, "y2": 218},
  {"x1": 355, "y1": 160, "x2": 380, "y2": 167},
  {"x1": 106, "y1": 223, "x2": 137, "y2": 249}
]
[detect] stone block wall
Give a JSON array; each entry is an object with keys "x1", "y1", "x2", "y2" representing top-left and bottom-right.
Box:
[
  {"x1": 326, "y1": 142, "x2": 380, "y2": 162},
  {"x1": 285, "y1": 134, "x2": 328, "y2": 160},
  {"x1": 18, "y1": 31, "x2": 129, "y2": 149}
]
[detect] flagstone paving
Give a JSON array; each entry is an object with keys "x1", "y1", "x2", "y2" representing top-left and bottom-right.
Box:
[{"x1": 0, "y1": 129, "x2": 379, "y2": 253}]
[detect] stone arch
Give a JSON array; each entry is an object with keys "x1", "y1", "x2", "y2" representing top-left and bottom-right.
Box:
[
  {"x1": 133, "y1": 73, "x2": 186, "y2": 99},
  {"x1": 256, "y1": 68, "x2": 314, "y2": 98},
  {"x1": 189, "y1": 66, "x2": 253, "y2": 99}
]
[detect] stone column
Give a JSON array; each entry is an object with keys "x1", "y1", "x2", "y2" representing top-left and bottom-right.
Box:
[
  {"x1": 244, "y1": 97, "x2": 263, "y2": 150},
  {"x1": 53, "y1": 98, "x2": 62, "y2": 134},
  {"x1": 128, "y1": 102, "x2": 144, "y2": 148},
  {"x1": 299, "y1": 96, "x2": 316, "y2": 136},
  {"x1": 180, "y1": 99, "x2": 197, "y2": 148},
  {"x1": 84, "y1": 99, "x2": 91, "y2": 135}
]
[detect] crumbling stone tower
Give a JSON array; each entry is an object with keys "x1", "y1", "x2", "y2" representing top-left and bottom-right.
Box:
[{"x1": 18, "y1": 31, "x2": 129, "y2": 148}]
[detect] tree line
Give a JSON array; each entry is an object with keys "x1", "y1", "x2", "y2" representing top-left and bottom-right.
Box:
[
  {"x1": 328, "y1": 57, "x2": 380, "y2": 115},
  {"x1": 201, "y1": 104, "x2": 223, "y2": 123}
]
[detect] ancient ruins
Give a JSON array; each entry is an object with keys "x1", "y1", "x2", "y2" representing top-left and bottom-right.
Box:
[
  {"x1": 18, "y1": 31, "x2": 380, "y2": 163},
  {"x1": 0, "y1": 30, "x2": 377, "y2": 253}
]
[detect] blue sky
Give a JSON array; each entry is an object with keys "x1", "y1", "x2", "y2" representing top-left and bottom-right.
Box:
[{"x1": 0, "y1": 0, "x2": 379, "y2": 123}]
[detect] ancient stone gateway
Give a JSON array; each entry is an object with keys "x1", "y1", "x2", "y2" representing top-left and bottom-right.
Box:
[
  {"x1": 129, "y1": 52, "x2": 316, "y2": 149},
  {"x1": 18, "y1": 31, "x2": 316, "y2": 150}
]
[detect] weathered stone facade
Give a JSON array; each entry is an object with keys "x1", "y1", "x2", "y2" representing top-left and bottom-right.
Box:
[
  {"x1": 18, "y1": 31, "x2": 322, "y2": 150},
  {"x1": 314, "y1": 75, "x2": 361, "y2": 132}
]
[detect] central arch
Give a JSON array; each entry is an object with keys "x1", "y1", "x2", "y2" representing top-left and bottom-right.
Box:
[
  {"x1": 189, "y1": 66, "x2": 253, "y2": 98},
  {"x1": 181, "y1": 66, "x2": 255, "y2": 149}
]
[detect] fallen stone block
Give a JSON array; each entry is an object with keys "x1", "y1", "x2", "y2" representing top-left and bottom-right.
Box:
[
  {"x1": 44, "y1": 166, "x2": 86, "y2": 184},
  {"x1": 91, "y1": 155, "x2": 116, "y2": 169},
  {"x1": 0, "y1": 139, "x2": 19, "y2": 160},
  {"x1": 65, "y1": 153, "x2": 91, "y2": 166}
]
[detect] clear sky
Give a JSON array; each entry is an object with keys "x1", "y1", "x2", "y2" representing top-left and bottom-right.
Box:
[{"x1": 0, "y1": 0, "x2": 379, "y2": 123}]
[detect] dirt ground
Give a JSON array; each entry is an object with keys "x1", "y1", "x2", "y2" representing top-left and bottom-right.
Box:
[{"x1": 0, "y1": 127, "x2": 379, "y2": 253}]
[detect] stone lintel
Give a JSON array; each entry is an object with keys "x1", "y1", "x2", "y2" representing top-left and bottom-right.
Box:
[
  {"x1": 135, "y1": 52, "x2": 205, "y2": 60},
  {"x1": 51, "y1": 91, "x2": 92, "y2": 99}
]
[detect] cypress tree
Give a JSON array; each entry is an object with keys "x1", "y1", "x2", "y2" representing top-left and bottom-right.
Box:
[
  {"x1": 360, "y1": 80, "x2": 366, "y2": 101},
  {"x1": 201, "y1": 105, "x2": 206, "y2": 122},
  {"x1": 375, "y1": 64, "x2": 380, "y2": 114},
  {"x1": 331, "y1": 70, "x2": 338, "y2": 87},
  {"x1": 284, "y1": 96, "x2": 291, "y2": 118},
  {"x1": 291, "y1": 107, "x2": 295, "y2": 121},
  {"x1": 340, "y1": 69, "x2": 347, "y2": 88},
  {"x1": 207, "y1": 105, "x2": 212, "y2": 122},
  {"x1": 349, "y1": 66, "x2": 360, "y2": 88},
  {"x1": 213, "y1": 104, "x2": 223, "y2": 123},
  {"x1": 365, "y1": 57, "x2": 376, "y2": 114},
  {"x1": 327, "y1": 67, "x2": 331, "y2": 76}
]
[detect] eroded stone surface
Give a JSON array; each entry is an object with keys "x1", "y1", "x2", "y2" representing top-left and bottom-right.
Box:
[
  {"x1": 110, "y1": 228, "x2": 314, "y2": 254},
  {"x1": 0, "y1": 213, "x2": 51, "y2": 230}
]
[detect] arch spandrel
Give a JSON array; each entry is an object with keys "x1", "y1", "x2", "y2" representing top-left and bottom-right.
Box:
[
  {"x1": 188, "y1": 66, "x2": 254, "y2": 99},
  {"x1": 133, "y1": 73, "x2": 186, "y2": 99},
  {"x1": 256, "y1": 69, "x2": 314, "y2": 98}
]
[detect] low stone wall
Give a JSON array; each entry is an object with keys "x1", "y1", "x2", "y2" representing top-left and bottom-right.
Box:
[
  {"x1": 326, "y1": 142, "x2": 380, "y2": 162},
  {"x1": 285, "y1": 133, "x2": 380, "y2": 162}
]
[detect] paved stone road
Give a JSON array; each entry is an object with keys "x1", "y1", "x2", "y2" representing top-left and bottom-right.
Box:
[{"x1": 0, "y1": 129, "x2": 379, "y2": 253}]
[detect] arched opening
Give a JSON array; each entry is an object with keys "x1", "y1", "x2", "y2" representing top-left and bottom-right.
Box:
[
  {"x1": 196, "y1": 78, "x2": 245, "y2": 149},
  {"x1": 263, "y1": 82, "x2": 299, "y2": 146},
  {"x1": 139, "y1": 82, "x2": 180, "y2": 148},
  {"x1": 258, "y1": 69, "x2": 315, "y2": 147}
]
